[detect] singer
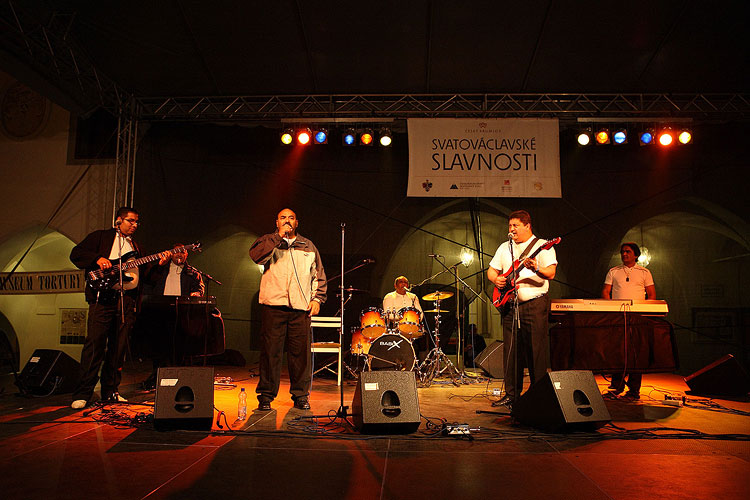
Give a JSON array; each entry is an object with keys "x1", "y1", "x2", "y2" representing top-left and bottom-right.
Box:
[
  {"x1": 249, "y1": 208, "x2": 327, "y2": 411},
  {"x1": 486, "y1": 209, "x2": 557, "y2": 410},
  {"x1": 69, "y1": 207, "x2": 144, "y2": 409}
]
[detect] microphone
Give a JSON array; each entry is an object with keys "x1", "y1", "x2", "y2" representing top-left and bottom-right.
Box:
[
  {"x1": 508, "y1": 233, "x2": 515, "y2": 239},
  {"x1": 363, "y1": 258, "x2": 375, "y2": 264},
  {"x1": 114, "y1": 220, "x2": 122, "y2": 226},
  {"x1": 428, "y1": 254, "x2": 442, "y2": 258}
]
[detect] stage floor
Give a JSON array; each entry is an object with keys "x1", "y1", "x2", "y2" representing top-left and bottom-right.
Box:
[{"x1": 1, "y1": 362, "x2": 749, "y2": 500}]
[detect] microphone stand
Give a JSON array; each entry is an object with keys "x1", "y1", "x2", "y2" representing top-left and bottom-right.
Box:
[
  {"x1": 297, "y1": 222, "x2": 353, "y2": 429},
  {"x1": 507, "y1": 236, "x2": 520, "y2": 405},
  {"x1": 441, "y1": 260, "x2": 487, "y2": 376}
]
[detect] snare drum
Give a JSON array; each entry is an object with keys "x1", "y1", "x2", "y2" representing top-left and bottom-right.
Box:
[
  {"x1": 367, "y1": 333, "x2": 416, "y2": 371},
  {"x1": 360, "y1": 307, "x2": 386, "y2": 339},
  {"x1": 396, "y1": 306, "x2": 422, "y2": 338},
  {"x1": 350, "y1": 327, "x2": 371, "y2": 355}
]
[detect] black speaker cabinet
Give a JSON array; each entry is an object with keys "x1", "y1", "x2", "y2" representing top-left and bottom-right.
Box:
[
  {"x1": 352, "y1": 371, "x2": 420, "y2": 434},
  {"x1": 154, "y1": 367, "x2": 215, "y2": 431},
  {"x1": 16, "y1": 349, "x2": 81, "y2": 395},
  {"x1": 475, "y1": 341, "x2": 504, "y2": 379},
  {"x1": 511, "y1": 370, "x2": 611, "y2": 432},
  {"x1": 684, "y1": 354, "x2": 750, "y2": 397}
]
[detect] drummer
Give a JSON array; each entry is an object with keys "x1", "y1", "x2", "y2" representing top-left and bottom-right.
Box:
[{"x1": 383, "y1": 275, "x2": 423, "y2": 324}]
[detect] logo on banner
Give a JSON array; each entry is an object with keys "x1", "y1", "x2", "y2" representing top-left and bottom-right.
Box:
[
  {"x1": 422, "y1": 180, "x2": 433, "y2": 192},
  {"x1": 450, "y1": 184, "x2": 458, "y2": 190}
]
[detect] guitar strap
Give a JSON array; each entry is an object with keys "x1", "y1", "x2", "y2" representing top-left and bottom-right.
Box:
[{"x1": 512, "y1": 237, "x2": 539, "y2": 273}]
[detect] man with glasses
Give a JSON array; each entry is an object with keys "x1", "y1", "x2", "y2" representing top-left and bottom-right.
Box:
[{"x1": 69, "y1": 207, "x2": 150, "y2": 409}]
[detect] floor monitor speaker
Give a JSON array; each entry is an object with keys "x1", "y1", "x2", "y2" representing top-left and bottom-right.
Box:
[
  {"x1": 352, "y1": 371, "x2": 420, "y2": 434},
  {"x1": 475, "y1": 341, "x2": 504, "y2": 379},
  {"x1": 154, "y1": 367, "x2": 214, "y2": 431},
  {"x1": 684, "y1": 354, "x2": 750, "y2": 397},
  {"x1": 16, "y1": 349, "x2": 81, "y2": 395},
  {"x1": 511, "y1": 370, "x2": 611, "y2": 432}
]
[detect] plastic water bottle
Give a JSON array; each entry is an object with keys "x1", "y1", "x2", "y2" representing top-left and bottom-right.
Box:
[{"x1": 238, "y1": 388, "x2": 247, "y2": 420}]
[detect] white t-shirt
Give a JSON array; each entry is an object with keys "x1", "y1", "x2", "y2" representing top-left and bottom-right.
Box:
[
  {"x1": 383, "y1": 291, "x2": 423, "y2": 316},
  {"x1": 488, "y1": 236, "x2": 557, "y2": 303},
  {"x1": 604, "y1": 264, "x2": 654, "y2": 300},
  {"x1": 164, "y1": 262, "x2": 184, "y2": 296}
]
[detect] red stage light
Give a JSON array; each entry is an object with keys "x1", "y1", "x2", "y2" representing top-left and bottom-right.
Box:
[{"x1": 297, "y1": 128, "x2": 312, "y2": 145}]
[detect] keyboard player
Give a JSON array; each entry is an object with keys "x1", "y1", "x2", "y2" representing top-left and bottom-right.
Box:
[
  {"x1": 138, "y1": 244, "x2": 205, "y2": 390},
  {"x1": 601, "y1": 242, "x2": 656, "y2": 400}
]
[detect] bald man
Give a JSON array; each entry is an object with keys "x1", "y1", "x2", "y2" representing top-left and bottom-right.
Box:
[{"x1": 249, "y1": 208, "x2": 327, "y2": 411}]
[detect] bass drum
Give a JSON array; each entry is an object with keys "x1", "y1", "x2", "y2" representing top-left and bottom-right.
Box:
[{"x1": 367, "y1": 333, "x2": 416, "y2": 371}]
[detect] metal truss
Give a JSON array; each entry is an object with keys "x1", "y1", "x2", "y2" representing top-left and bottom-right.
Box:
[
  {"x1": 112, "y1": 102, "x2": 138, "y2": 219},
  {"x1": 0, "y1": 1, "x2": 127, "y2": 114},
  {"x1": 135, "y1": 93, "x2": 750, "y2": 123}
]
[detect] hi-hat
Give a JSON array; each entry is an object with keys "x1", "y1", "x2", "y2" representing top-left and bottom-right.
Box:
[
  {"x1": 424, "y1": 309, "x2": 448, "y2": 313},
  {"x1": 422, "y1": 291, "x2": 454, "y2": 301}
]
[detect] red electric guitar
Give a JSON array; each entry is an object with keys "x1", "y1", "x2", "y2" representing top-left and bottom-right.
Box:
[{"x1": 491, "y1": 237, "x2": 561, "y2": 308}]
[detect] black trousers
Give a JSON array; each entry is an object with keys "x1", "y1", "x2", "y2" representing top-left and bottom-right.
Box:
[
  {"x1": 501, "y1": 294, "x2": 550, "y2": 401},
  {"x1": 256, "y1": 304, "x2": 312, "y2": 402},
  {"x1": 610, "y1": 372, "x2": 642, "y2": 393},
  {"x1": 73, "y1": 295, "x2": 136, "y2": 401}
]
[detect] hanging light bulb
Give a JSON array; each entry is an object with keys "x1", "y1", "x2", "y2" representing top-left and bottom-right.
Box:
[
  {"x1": 637, "y1": 246, "x2": 651, "y2": 267},
  {"x1": 460, "y1": 246, "x2": 474, "y2": 267}
]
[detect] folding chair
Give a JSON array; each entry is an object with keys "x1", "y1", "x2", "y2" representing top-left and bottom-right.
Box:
[{"x1": 310, "y1": 316, "x2": 342, "y2": 385}]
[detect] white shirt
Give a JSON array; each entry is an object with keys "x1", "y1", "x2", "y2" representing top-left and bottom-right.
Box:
[
  {"x1": 488, "y1": 235, "x2": 557, "y2": 303},
  {"x1": 383, "y1": 291, "x2": 423, "y2": 317},
  {"x1": 604, "y1": 264, "x2": 654, "y2": 300},
  {"x1": 108, "y1": 232, "x2": 135, "y2": 259},
  {"x1": 164, "y1": 262, "x2": 184, "y2": 296}
]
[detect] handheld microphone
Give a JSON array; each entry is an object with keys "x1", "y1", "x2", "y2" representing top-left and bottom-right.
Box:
[
  {"x1": 428, "y1": 254, "x2": 442, "y2": 258},
  {"x1": 508, "y1": 233, "x2": 515, "y2": 239}
]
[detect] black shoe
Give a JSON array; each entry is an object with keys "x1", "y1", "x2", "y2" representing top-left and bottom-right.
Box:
[
  {"x1": 491, "y1": 395, "x2": 513, "y2": 408},
  {"x1": 293, "y1": 398, "x2": 311, "y2": 410},
  {"x1": 103, "y1": 392, "x2": 127, "y2": 403},
  {"x1": 257, "y1": 400, "x2": 272, "y2": 411},
  {"x1": 623, "y1": 391, "x2": 640, "y2": 401}
]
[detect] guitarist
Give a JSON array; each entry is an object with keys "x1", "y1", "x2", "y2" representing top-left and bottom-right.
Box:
[
  {"x1": 486, "y1": 210, "x2": 557, "y2": 410},
  {"x1": 69, "y1": 207, "x2": 159, "y2": 409}
]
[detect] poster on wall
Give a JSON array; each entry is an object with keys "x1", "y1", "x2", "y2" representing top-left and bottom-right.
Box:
[{"x1": 407, "y1": 118, "x2": 561, "y2": 198}]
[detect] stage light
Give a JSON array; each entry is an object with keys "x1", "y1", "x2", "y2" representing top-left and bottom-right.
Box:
[
  {"x1": 657, "y1": 129, "x2": 674, "y2": 146},
  {"x1": 595, "y1": 128, "x2": 611, "y2": 145},
  {"x1": 313, "y1": 128, "x2": 328, "y2": 144},
  {"x1": 379, "y1": 127, "x2": 392, "y2": 147},
  {"x1": 678, "y1": 129, "x2": 692, "y2": 145},
  {"x1": 639, "y1": 129, "x2": 655, "y2": 146},
  {"x1": 280, "y1": 128, "x2": 294, "y2": 145},
  {"x1": 297, "y1": 128, "x2": 312, "y2": 145},
  {"x1": 460, "y1": 246, "x2": 474, "y2": 267},
  {"x1": 577, "y1": 128, "x2": 592, "y2": 146},
  {"x1": 613, "y1": 129, "x2": 628, "y2": 145},
  {"x1": 342, "y1": 128, "x2": 356, "y2": 146},
  {"x1": 637, "y1": 246, "x2": 651, "y2": 267},
  {"x1": 360, "y1": 128, "x2": 374, "y2": 146}
]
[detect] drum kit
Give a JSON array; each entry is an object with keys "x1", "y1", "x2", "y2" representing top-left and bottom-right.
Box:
[{"x1": 347, "y1": 289, "x2": 459, "y2": 384}]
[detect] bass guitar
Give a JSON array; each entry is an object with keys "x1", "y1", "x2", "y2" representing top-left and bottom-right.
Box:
[
  {"x1": 86, "y1": 242, "x2": 201, "y2": 291},
  {"x1": 491, "y1": 237, "x2": 561, "y2": 308}
]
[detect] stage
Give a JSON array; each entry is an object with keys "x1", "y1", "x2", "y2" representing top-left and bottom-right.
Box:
[{"x1": 0, "y1": 363, "x2": 748, "y2": 500}]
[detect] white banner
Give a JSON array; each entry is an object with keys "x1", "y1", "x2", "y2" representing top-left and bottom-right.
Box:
[{"x1": 407, "y1": 118, "x2": 561, "y2": 198}]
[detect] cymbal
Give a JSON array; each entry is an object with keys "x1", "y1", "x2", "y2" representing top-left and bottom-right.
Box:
[
  {"x1": 336, "y1": 287, "x2": 368, "y2": 294},
  {"x1": 422, "y1": 291, "x2": 454, "y2": 301},
  {"x1": 424, "y1": 309, "x2": 448, "y2": 313}
]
